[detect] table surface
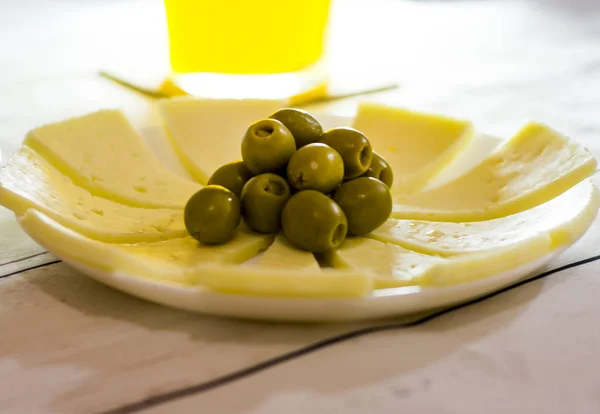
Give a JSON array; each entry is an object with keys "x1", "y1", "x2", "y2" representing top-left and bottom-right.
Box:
[{"x1": 2, "y1": 0, "x2": 600, "y2": 413}]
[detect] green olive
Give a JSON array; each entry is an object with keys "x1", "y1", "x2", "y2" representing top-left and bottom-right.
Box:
[
  {"x1": 207, "y1": 161, "x2": 253, "y2": 198},
  {"x1": 241, "y1": 118, "x2": 296, "y2": 175},
  {"x1": 332, "y1": 177, "x2": 392, "y2": 236},
  {"x1": 287, "y1": 143, "x2": 344, "y2": 193},
  {"x1": 282, "y1": 190, "x2": 347, "y2": 253},
  {"x1": 269, "y1": 108, "x2": 323, "y2": 148},
  {"x1": 320, "y1": 127, "x2": 373, "y2": 179},
  {"x1": 240, "y1": 173, "x2": 291, "y2": 233},
  {"x1": 184, "y1": 186, "x2": 241, "y2": 245},
  {"x1": 361, "y1": 152, "x2": 394, "y2": 188}
]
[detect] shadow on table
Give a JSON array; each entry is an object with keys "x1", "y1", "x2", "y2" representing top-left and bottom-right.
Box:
[
  {"x1": 170, "y1": 276, "x2": 547, "y2": 413},
  {"x1": 25, "y1": 261, "x2": 544, "y2": 413},
  {"x1": 27, "y1": 263, "x2": 330, "y2": 342}
]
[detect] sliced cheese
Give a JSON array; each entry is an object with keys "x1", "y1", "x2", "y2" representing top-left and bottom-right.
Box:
[
  {"x1": 24, "y1": 109, "x2": 201, "y2": 209},
  {"x1": 0, "y1": 147, "x2": 186, "y2": 243},
  {"x1": 18, "y1": 209, "x2": 271, "y2": 285},
  {"x1": 327, "y1": 237, "x2": 441, "y2": 288},
  {"x1": 158, "y1": 97, "x2": 285, "y2": 183},
  {"x1": 117, "y1": 230, "x2": 274, "y2": 269},
  {"x1": 392, "y1": 122, "x2": 597, "y2": 221},
  {"x1": 372, "y1": 179, "x2": 600, "y2": 256},
  {"x1": 427, "y1": 233, "x2": 553, "y2": 287},
  {"x1": 327, "y1": 234, "x2": 558, "y2": 289},
  {"x1": 19, "y1": 210, "x2": 371, "y2": 297},
  {"x1": 352, "y1": 102, "x2": 474, "y2": 193},
  {"x1": 193, "y1": 267, "x2": 370, "y2": 299},
  {"x1": 255, "y1": 234, "x2": 320, "y2": 271}
]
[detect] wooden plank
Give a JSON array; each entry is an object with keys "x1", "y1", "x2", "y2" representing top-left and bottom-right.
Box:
[
  {"x1": 0, "y1": 252, "x2": 58, "y2": 279},
  {"x1": 0, "y1": 206, "x2": 47, "y2": 268}
]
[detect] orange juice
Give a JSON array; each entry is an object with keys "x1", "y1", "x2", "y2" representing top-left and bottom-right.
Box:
[{"x1": 164, "y1": 0, "x2": 331, "y2": 75}]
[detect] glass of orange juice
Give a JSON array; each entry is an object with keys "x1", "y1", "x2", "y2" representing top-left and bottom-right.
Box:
[{"x1": 163, "y1": 0, "x2": 332, "y2": 99}]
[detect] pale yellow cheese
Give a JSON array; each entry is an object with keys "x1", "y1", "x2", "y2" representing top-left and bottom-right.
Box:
[
  {"x1": 372, "y1": 180, "x2": 600, "y2": 256},
  {"x1": 327, "y1": 237, "x2": 441, "y2": 288},
  {"x1": 158, "y1": 97, "x2": 285, "y2": 183},
  {"x1": 392, "y1": 122, "x2": 597, "y2": 221},
  {"x1": 193, "y1": 267, "x2": 370, "y2": 298},
  {"x1": 19, "y1": 210, "x2": 371, "y2": 297},
  {"x1": 117, "y1": 230, "x2": 274, "y2": 270},
  {"x1": 0, "y1": 147, "x2": 186, "y2": 243},
  {"x1": 255, "y1": 234, "x2": 320, "y2": 271},
  {"x1": 328, "y1": 233, "x2": 556, "y2": 289},
  {"x1": 24, "y1": 109, "x2": 201, "y2": 209},
  {"x1": 426, "y1": 232, "x2": 553, "y2": 287},
  {"x1": 18, "y1": 209, "x2": 272, "y2": 285},
  {"x1": 352, "y1": 102, "x2": 474, "y2": 193}
]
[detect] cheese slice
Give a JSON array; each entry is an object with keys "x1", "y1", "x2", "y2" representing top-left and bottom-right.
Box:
[
  {"x1": 19, "y1": 210, "x2": 371, "y2": 297},
  {"x1": 327, "y1": 237, "x2": 441, "y2": 288},
  {"x1": 193, "y1": 266, "x2": 370, "y2": 298},
  {"x1": 158, "y1": 97, "x2": 285, "y2": 183},
  {"x1": 372, "y1": 179, "x2": 600, "y2": 256},
  {"x1": 255, "y1": 234, "x2": 320, "y2": 271},
  {"x1": 117, "y1": 231, "x2": 274, "y2": 270},
  {"x1": 327, "y1": 233, "x2": 555, "y2": 289},
  {"x1": 352, "y1": 102, "x2": 474, "y2": 193},
  {"x1": 0, "y1": 147, "x2": 186, "y2": 243},
  {"x1": 392, "y1": 122, "x2": 597, "y2": 221},
  {"x1": 426, "y1": 232, "x2": 553, "y2": 287},
  {"x1": 24, "y1": 109, "x2": 201, "y2": 209}
]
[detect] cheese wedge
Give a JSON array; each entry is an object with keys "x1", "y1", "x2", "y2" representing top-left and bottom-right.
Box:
[
  {"x1": 327, "y1": 237, "x2": 441, "y2": 288},
  {"x1": 372, "y1": 179, "x2": 600, "y2": 256},
  {"x1": 255, "y1": 234, "x2": 320, "y2": 271},
  {"x1": 352, "y1": 102, "x2": 474, "y2": 192},
  {"x1": 24, "y1": 109, "x2": 201, "y2": 209},
  {"x1": 117, "y1": 231, "x2": 274, "y2": 270},
  {"x1": 19, "y1": 210, "x2": 371, "y2": 297},
  {"x1": 392, "y1": 122, "x2": 597, "y2": 221},
  {"x1": 158, "y1": 97, "x2": 285, "y2": 183},
  {"x1": 193, "y1": 267, "x2": 370, "y2": 298},
  {"x1": 328, "y1": 233, "x2": 554, "y2": 289},
  {"x1": 426, "y1": 233, "x2": 553, "y2": 287},
  {"x1": 0, "y1": 147, "x2": 186, "y2": 243}
]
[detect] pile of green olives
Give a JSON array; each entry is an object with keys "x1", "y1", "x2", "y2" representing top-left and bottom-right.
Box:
[{"x1": 184, "y1": 108, "x2": 394, "y2": 253}]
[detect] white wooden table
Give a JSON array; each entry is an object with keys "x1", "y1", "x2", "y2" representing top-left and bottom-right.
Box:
[{"x1": 2, "y1": 1, "x2": 600, "y2": 413}]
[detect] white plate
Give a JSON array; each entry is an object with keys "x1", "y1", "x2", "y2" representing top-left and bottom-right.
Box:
[{"x1": 16, "y1": 115, "x2": 581, "y2": 322}]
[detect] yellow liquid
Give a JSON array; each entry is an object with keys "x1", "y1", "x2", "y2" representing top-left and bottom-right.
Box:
[{"x1": 164, "y1": 0, "x2": 331, "y2": 75}]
